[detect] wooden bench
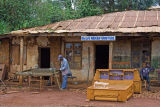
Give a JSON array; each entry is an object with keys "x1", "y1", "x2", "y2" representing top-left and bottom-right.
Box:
[{"x1": 87, "y1": 69, "x2": 141, "y2": 102}]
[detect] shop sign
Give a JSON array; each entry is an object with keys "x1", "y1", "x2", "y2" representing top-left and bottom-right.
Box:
[{"x1": 81, "y1": 36, "x2": 116, "y2": 41}]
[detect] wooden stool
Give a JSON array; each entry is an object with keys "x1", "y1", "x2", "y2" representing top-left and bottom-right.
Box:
[{"x1": 68, "y1": 76, "x2": 77, "y2": 84}]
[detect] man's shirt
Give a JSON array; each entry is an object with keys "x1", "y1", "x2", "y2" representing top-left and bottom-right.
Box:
[
  {"x1": 140, "y1": 67, "x2": 154, "y2": 77},
  {"x1": 60, "y1": 58, "x2": 71, "y2": 76}
]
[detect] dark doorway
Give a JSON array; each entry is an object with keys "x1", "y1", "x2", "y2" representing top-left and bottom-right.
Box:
[
  {"x1": 95, "y1": 45, "x2": 109, "y2": 70},
  {"x1": 39, "y1": 48, "x2": 50, "y2": 68}
]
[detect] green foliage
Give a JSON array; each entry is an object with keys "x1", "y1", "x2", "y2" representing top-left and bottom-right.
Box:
[
  {"x1": 0, "y1": 21, "x2": 10, "y2": 34},
  {"x1": 0, "y1": 0, "x2": 32, "y2": 33},
  {"x1": 77, "y1": 0, "x2": 103, "y2": 17},
  {"x1": 0, "y1": 0, "x2": 55, "y2": 34},
  {"x1": 51, "y1": 0, "x2": 79, "y2": 22},
  {"x1": 50, "y1": 0, "x2": 103, "y2": 22},
  {"x1": 93, "y1": 0, "x2": 157, "y2": 12},
  {"x1": 28, "y1": 0, "x2": 55, "y2": 27},
  {"x1": 130, "y1": 0, "x2": 157, "y2": 10},
  {"x1": 0, "y1": 0, "x2": 31, "y2": 29}
]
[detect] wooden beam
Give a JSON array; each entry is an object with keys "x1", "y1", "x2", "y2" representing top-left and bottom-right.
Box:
[
  {"x1": 20, "y1": 37, "x2": 24, "y2": 72},
  {"x1": 19, "y1": 37, "x2": 24, "y2": 85},
  {"x1": 109, "y1": 42, "x2": 113, "y2": 69}
]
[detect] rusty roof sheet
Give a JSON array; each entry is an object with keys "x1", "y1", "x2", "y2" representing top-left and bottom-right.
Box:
[{"x1": 11, "y1": 10, "x2": 160, "y2": 35}]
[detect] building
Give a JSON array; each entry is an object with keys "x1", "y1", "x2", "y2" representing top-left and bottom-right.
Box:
[{"x1": 0, "y1": 10, "x2": 160, "y2": 81}]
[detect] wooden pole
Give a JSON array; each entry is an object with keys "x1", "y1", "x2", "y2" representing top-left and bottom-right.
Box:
[
  {"x1": 19, "y1": 37, "x2": 24, "y2": 85},
  {"x1": 20, "y1": 37, "x2": 24, "y2": 72},
  {"x1": 109, "y1": 42, "x2": 113, "y2": 69},
  {"x1": 55, "y1": 72, "x2": 61, "y2": 90},
  {"x1": 40, "y1": 76, "x2": 42, "y2": 90},
  {"x1": 87, "y1": 47, "x2": 90, "y2": 86}
]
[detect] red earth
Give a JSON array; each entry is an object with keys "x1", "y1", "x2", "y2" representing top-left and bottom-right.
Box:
[{"x1": 0, "y1": 83, "x2": 160, "y2": 107}]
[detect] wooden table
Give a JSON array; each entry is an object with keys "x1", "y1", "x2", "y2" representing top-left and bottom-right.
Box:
[{"x1": 15, "y1": 68, "x2": 61, "y2": 90}]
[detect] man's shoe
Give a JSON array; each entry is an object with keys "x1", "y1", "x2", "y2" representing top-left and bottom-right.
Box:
[
  {"x1": 60, "y1": 88, "x2": 67, "y2": 91},
  {"x1": 60, "y1": 88, "x2": 64, "y2": 91},
  {"x1": 46, "y1": 83, "x2": 51, "y2": 86},
  {"x1": 147, "y1": 88, "x2": 151, "y2": 91}
]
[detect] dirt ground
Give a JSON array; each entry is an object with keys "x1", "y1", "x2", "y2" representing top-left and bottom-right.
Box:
[{"x1": 0, "y1": 82, "x2": 160, "y2": 107}]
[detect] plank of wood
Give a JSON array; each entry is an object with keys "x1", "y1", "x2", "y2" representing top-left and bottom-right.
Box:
[
  {"x1": 109, "y1": 42, "x2": 113, "y2": 69},
  {"x1": 6, "y1": 91, "x2": 19, "y2": 94},
  {"x1": 54, "y1": 72, "x2": 61, "y2": 90},
  {"x1": 0, "y1": 64, "x2": 6, "y2": 80},
  {"x1": 31, "y1": 92, "x2": 40, "y2": 94}
]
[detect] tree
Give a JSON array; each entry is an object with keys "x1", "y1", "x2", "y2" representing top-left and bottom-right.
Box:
[
  {"x1": 76, "y1": 0, "x2": 103, "y2": 17},
  {"x1": 28, "y1": 0, "x2": 55, "y2": 26},
  {"x1": 92, "y1": 0, "x2": 157, "y2": 12},
  {"x1": 0, "y1": 0, "x2": 32, "y2": 31},
  {"x1": 0, "y1": 0, "x2": 56, "y2": 34},
  {"x1": 51, "y1": 0, "x2": 78, "y2": 22},
  {"x1": 51, "y1": 0, "x2": 103, "y2": 21}
]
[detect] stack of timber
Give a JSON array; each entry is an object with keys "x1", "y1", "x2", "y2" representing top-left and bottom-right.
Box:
[{"x1": 87, "y1": 69, "x2": 141, "y2": 102}]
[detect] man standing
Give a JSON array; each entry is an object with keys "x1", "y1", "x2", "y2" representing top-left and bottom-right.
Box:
[
  {"x1": 58, "y1": 55, "x2": 72, "y2": 90},
  {"x1": 140, "y1": 63, "x2": 154, "y2": 91}
]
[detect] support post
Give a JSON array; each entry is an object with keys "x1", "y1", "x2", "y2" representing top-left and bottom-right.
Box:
[
  {"x1": 87, "y1": 47, "x2": 90, "y2": 86},
  {"x1": 19, "y1": 37, "x2": 24, "y2": 85},
  {"x1": 109, "y1": 42, "x2": 113, "y2": 69},
  {"x1": 61, "y1": 37, "x2": 64, "y2": 56}
]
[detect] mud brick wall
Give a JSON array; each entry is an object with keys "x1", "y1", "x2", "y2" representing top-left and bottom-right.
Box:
[
  {"x1": 64, "y1": 37, "x2": 95, "y2": 81},
  {"x1": 81, "y1": 42, "x2": 94, "y2": 81},
  {"x1": 112, "y1": 40, "x2": 131, "y2": 69},
  {"x1": 9, "y1": 36, "x2": 61, "y2": 77},
  {"x1": 151, "y1": 39, "x2": 160, "y2": 68},
  {"x1": 50, "y1": 37, "x2": 61, "y2": 69},
  {"x1": 26, "y1": 45, "x2": 39, "y2": 68},
  {"x1": 9, "y1": 36, "x2": 95, "y2": 81},
  {"x1": 10, "y1": 37, "x2": 36, "y2": 75}
]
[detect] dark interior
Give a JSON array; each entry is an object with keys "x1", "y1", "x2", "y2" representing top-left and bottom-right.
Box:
[
  {"x1": 40, "y1": 48, "x2": 50, "y2": 68},
  {"x1": 95, "y1": 45, "x2": 109, "y2": 70}
]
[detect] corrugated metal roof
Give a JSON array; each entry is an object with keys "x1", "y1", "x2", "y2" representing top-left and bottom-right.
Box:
[{"x1": 11, "y1": 10, "x2": 160, "y2": 35}]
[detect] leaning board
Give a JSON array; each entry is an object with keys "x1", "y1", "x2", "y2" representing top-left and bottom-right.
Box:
[{"x1": 0, "y1": 64, "x2": 6, "y2": 80}]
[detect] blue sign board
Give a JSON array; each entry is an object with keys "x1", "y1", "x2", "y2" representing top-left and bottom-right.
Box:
[{"x1": 81, "y1": 36, "x2": 116, "y2": 41}]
